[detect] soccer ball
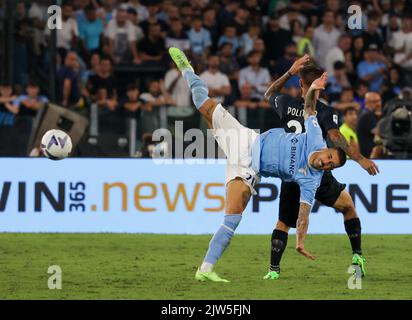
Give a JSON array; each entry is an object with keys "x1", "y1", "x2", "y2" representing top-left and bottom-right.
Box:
[{"x1": 40, "y1": 129, "x2": 72, "y2": 160}]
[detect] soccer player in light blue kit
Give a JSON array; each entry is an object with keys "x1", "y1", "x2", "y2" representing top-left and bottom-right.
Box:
[{"x1": 169, "y1": 47, "x2": 347, "y2": 282}]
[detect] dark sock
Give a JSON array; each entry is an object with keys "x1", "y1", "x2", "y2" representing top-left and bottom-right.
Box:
[
  {"x1": 344, "y1": 218, "x2": 362, "y2": 255},
  {"x1": 270, "y1": 229, "x2": 288, "y2": 273}
]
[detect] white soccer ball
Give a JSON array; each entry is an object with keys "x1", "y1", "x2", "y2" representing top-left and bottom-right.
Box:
[{"x1": 40, "y1": 129, "x2": 72, "y2": 160}]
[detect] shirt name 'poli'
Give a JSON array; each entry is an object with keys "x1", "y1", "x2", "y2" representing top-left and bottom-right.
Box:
[{"x1": 287, "y1": 107, "x2": 305, "y2": 117}]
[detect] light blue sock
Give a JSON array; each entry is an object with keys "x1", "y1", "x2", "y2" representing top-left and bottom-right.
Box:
[
  {"x1": 183, "y1": 69, "x2": 209, "y2": 109},
  {"x1": 200, "y1": 214, "x2": 242, "y2": 272}
]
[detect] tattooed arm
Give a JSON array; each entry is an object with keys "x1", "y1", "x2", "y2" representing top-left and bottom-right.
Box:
[
  {"x1": 296, "y1": 202, "x2": 315, "y2": 260},
  {"x1": 264, "y1": 54, "x2": 310, "y2": 102},
  {"x1": 328, "y1": 129, "x2": 380, "y2": 175}
]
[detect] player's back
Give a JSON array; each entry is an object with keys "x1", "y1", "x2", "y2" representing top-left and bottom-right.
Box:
[{"x1": 269, "y1": 92, "x2": 339, "y2": 140}]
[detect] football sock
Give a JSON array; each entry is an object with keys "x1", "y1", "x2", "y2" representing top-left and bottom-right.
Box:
[
  {"x1": 270, "y1": 229, "x2": 288, "y2": 273},
  {"x1": 200, "y1": 214, "x2": 242, "y2": 272},
  {"x1": 344, "y1": 218, "x2": 362, "y2": 255},
  {"x1": 182, "y1": 69, "x2": 209, "y2": 110}
]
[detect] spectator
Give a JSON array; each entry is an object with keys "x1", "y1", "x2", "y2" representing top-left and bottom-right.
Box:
[
  {"x1": 357, "y1": 92, "x2": 382, "y2": 157},
  {"x1": 96, "y1": 87, "x2": 118, "y2": 113},
  {"x1": 0, "y1": 82, "x2": 18, "y2": 155},
  {"x1": 140, "y1": 80, "x2": 175, "y2": 133},
  {"x1": 164, "y1": 63, "x2": 192, "y2": 115},
  {"x1": 87, "y1": 56, "x2": 117, "y2": 100},
  {"x1": 45, "y1": 2, "x2": 79, "y2": 61},
  {"x1": 240, "y1": 24, "x2": 261, "y2": 56},
  {"x1": 0, "y1": 82, "x2": 18, "y2": 126},
  {"x1": 97, "y1": 0, "x2": 115, "y2": 24},
  {"x1": 251, "y1": 38, "x2": 269, "y2": 68},
  {"x1": 382, "y1": 67, "x2": 402, "y2": 102},
  {"x1": 350, "y1": 36, "x2": 365, "y2": 70},
  {"x1": 126, "y1": 7, "x2": 145, "y2": 43},
  {"x1": 272, "y1": 42, "x2": 298, "y2": 78},
  {"x1": 81, "y1": 52, "x2": 101, "y2": 89},
  {"x1": 218, "y1": 25, "x2": 240, "y2": 55},
  {"x1": 14, "y1": 81, "x2": 48, "y2": 116},
  {"x1": 332, "y1": 88, "x2": 361, "y2": 113},
  {"x1": 187, "y1": 15, "x2": 212, "y2": 57},
  {"x1": 297, "y1": 25, "x2": 315, "y2": 57},
  {"x1": 218, "y1": 42, "x2": 240, "y2": 81},
  {"x1": 104, "y1": 4, "x2": 139, "y2": 64},
  {"x1": 234, "y1": 82, "x2": 269, "y2": 110},
  {"x1": 202, "y1": 6, "x2": 218, "y2": 46},
  {"x1": 279, "y1": 8, "x2": 307, "y2": 31},
  {"x1": 166, "y1": 18, "x2": 190, "y2": 52},
  {"x1": 217, "y1": 1, "x2": 239, "y2": 33},
  {"x1": 200, "y1": 55, "x2": 231, "y2": 105},
  {"x1": 232, "y1": 6, "x2": 250, "y2": 35},
  {"x1": 263, "y1": 14, "x2": 292, "y2": 63},
  {"x1": 361, "y1": 11, "x2": 383, "y2": 50},
  {"x1": 78, "y1": 4, "x2": 104, "y2": 58},
  {"x1": 326, "y1": 61, "x2": 350, "y2": 99},
  {"x1": 389, "y1": 15, "x2": 412, "y2": 69},
  {"x1": 290, "y1": 19, "x2": 304, "y2": 44},
  {"x1": 238, "y1": 50, "x2": 270, "y2": 100},
  {"x1": 57, "y1": 51, "x2": 81, "y2": 107},
  {"x1": 127, "y1": 0, "x2": 148, "y2": 23},
  {"x1": 357, "y1": 44, "x2": 389, "y2": 92},
  {"x1": 313, "y1": 10, "x2": 341, "y2": 69},
  {"x1": 340, "y1": 106, "x2": 360, "y2": 148},
  {"x1": 354, "y1": 80, "x2": 369, "y2": 110},
  {"x1": 179, "y1": 2, "x2": 193, "y2": 31},
  {"x1": 138, "y1": 2, "x2": 168, "y2": 36},
  {"x1": 325, "y1": 34, "x2": 352, "y2": 76},
  {"x1": 138, "y1": 23, "x2": 165, "y2": 64},
  {"x1": 123, "y1": 83, "x2": 142, "y2": 116}
]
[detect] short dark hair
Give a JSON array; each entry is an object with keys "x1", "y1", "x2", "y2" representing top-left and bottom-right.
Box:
[
  {"x1": 299, "y1": 64, "x2": 323, "y2": 87},
  {"x1": 127, "y1": 83, "x2": 139, "y2": 91},
  {"x1": 334, "y1": 147, "x2": 347, "y2": 168},
  {"x1": 343, "y1": 106, "x2": 357, "y2": 116},
  {"x1": 333, "y1": 61, "x2": 345, "y2": 70}
]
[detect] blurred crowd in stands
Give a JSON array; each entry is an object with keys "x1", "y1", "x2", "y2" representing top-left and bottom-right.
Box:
[{"x1": 1, "y1": 0, "x2": 412, "y2": 158}]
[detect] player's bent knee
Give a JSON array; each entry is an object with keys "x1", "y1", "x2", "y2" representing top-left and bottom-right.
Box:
[
  {"x1": 276, "y1": 220, "x2": 290, "y2": 233},
  {"x1": 199, "y1": 99, "x2": 218, "y2": 124}
]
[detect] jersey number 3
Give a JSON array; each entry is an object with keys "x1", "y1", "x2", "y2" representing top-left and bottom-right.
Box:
[{"x1": 287, "y1": 120, "x2": 303, "y2": 133}]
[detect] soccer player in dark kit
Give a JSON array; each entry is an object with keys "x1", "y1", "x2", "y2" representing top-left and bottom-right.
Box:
[{"x1": 263, "y1": 54, "x2": 380, "y2": 280}]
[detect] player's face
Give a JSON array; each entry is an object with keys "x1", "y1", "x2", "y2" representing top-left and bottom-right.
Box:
[{"x1": 312, "y1": 149, "x2": 341, "y2": 171}]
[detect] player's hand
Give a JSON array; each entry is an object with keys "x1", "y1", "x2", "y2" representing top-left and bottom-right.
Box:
[
  {"x1": 288, "y1": 54, "x2": 311, "y2": 75},
  {"x1": 310, "y1": 72, "x2": 328, "y2": 91},
  {"x1": 359, "y1": 158, "x2": 380, "y2": 175},
  {"x1": 296, "y1": 245, "x2": 316, "y2": 260}
]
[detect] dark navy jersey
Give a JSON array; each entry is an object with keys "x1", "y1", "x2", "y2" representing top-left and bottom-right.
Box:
[{"x1": 268, "y1": 92, "x2": 339, "y2": 140}]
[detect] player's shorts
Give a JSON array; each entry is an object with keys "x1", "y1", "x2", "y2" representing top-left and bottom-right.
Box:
[
  {"x1": 279, "y1": 171, "x2": 346, "y2": 228},
  {"x1": 212, "y1": 104, "x2": 260, "y2": 194}
]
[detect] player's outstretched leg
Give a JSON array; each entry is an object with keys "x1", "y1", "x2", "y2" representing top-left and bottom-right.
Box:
[
  {"x1": 334, "y1": 190, "x2": 366, "y2": 277},
  {"x1": 168, "y1": 47, "x2": 217, "y2": 126}
]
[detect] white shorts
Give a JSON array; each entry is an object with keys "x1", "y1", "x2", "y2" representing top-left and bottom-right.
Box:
[{"x1": 212, "y1": 104, "x2": 260, "y2": 194}]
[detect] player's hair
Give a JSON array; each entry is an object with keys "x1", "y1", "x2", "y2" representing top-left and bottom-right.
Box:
[
  {"x1": 334, "y1": 147, "x2": 347, "y2": 168},
  {"x1": 299, "y1": 65, "x2": 323, "y2": 87}
]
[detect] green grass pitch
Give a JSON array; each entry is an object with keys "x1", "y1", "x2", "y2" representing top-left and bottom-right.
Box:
[{"x1": 0, "y1": 234, "x2": 411, "y2": 299}]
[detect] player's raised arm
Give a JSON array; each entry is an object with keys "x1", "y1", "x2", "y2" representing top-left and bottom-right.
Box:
[
  {"x1": 303, "y1": 72, "x2": 327, "y2": 120},
  {"x1": 327, "y1": 128, "x2": 380, "y2": 175},
  {"x1": 263, "y1": 54, "x2": 310, "y2": 102},
  {"x1": 296, "y1": 202, "x2": 316, "y2": 260}
]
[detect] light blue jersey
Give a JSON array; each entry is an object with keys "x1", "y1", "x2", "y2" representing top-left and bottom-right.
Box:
[{"x1": 252, "y1": 116, "x2": 326, "y2": 205}]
